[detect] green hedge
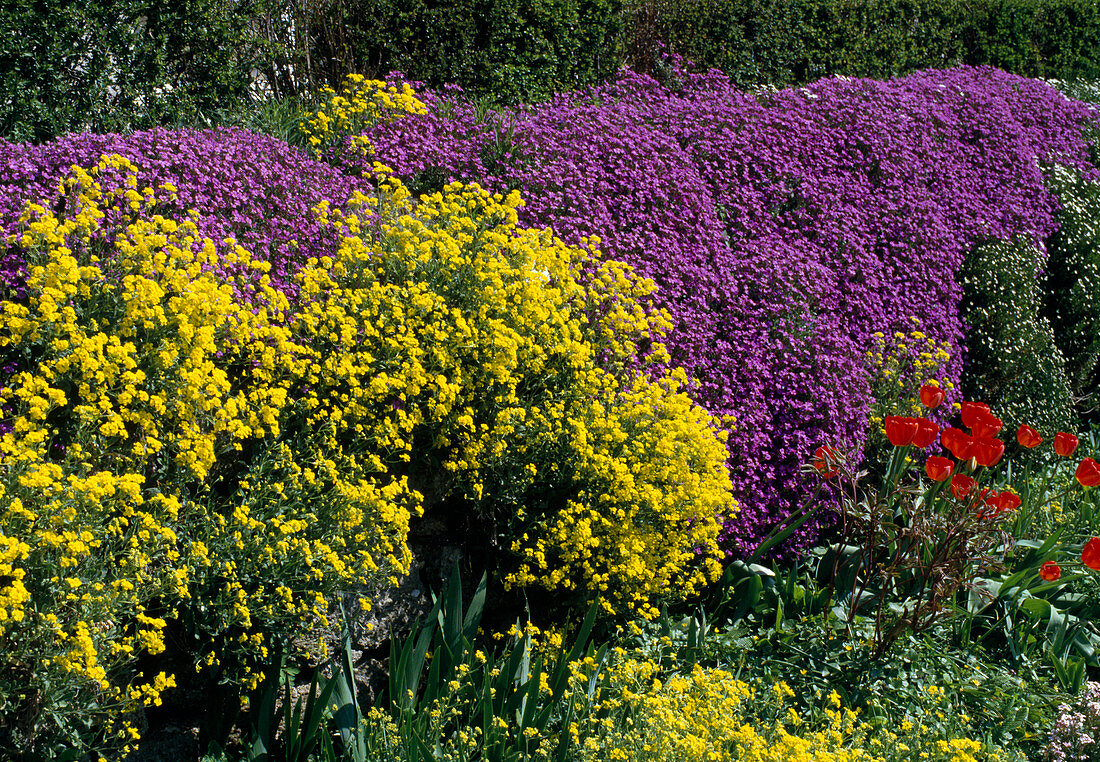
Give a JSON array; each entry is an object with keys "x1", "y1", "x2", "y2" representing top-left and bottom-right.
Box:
[
  {"x1": 6, "y1": 0, "x2": 1098, "y2": 142},
  {"x1": 0, "y1": 0, "x2": 280, "y2": 142},
  {"x1": 315, "y1": 0, "x2": 623, "y2": 105},
  {"x1": 630, "y1": 0, "x2": 1100, "y2": 88}
]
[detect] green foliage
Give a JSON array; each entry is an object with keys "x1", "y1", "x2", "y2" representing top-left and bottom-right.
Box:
[
  {"x1": 682, "y1": 572, "x2": 1052, "y2": 760},
  {"x1": 268, "y1": 567, "x2": 1040, "y2": 762},
  {"x1": 246, "y1": 646, "x2": 342, "y2": 762},
  {"x1": 964, "y1": 0, "x2": 1100, "y2": 79},
  {"x1": 625, "y1": 0, "x2": 1100, "y2": 89},
  {"x1": 369, "y1": 567, "x2": 601, "y2": 761},
  {"x1": 960, "y1": 235, "x2": 1076, "y2": 437},
  {"x1": 0, "y1": 0, "x2": 281, "y2": 142},
  {"x1": 970, "y1": 445, "x2": 1100, "y2": 692},
  {"x1": 305, "y1": 0, "x2": 624, "y2": 105}
]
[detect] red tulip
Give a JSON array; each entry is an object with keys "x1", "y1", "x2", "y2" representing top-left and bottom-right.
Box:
[
  {"x1": 1082, "y1": 537, "x2": 1100, "y2": 571},
  {"x1": 982, "y1": 490, "x2": 1020, "y2": 516},
  {"x1": 941, "y1": 427, "x2": 974, "y2": 461},
  {"x1": 919, "y1": 384, "x2": 945, "y2": 409},
  {"x1": 972, "y1": 437, "x2": 1005, "y2": 468},
  {"x1": 970, "y1": 411, "x2": 1003, "y2": 439},
  {"x1": 912, "y1": 418, "x2": 940, "y2": 448},
  {"x1": 884, "y1": 416, "x2": 920, "y2": 447},
  {"x1": 1016, "y1": 424, "x2": 1043, "y2": 449},
  {"x1": 960, "y1": 401, "x2": 992, "y2": 429},
  {"x1": 1039, "y1": 561, "x2": 1062, "y2": 582},
  {"x1": 993, "y1": 491, "x2": 1021, "y2": 513},
  {"x1": 1054, "y1": 432, "x2": 1080, "y2": 457},
  {"x1": 925, "y1": 456, "x2": 954, "y2": 482},
  {"x1": 1076, "y1": 457, "x2": 1100, "y2": 488},
  {"x1": 950, "y1": 474, "x2": 977, "y2": 500},
  {"x1": 813, "y1": 445, "x2": 840, "y2": 478}
]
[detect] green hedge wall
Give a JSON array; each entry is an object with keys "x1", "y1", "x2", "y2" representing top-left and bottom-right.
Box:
[
  {"x1": 631, "y1": 0, "x2": 1100, "y2": 88},
  {"x1": 320, "y1": 0, "x2": 623, "y2": 105},
  {"x1": 5, "y1": 0, "x2": 1098, "y2": 144},
  {"x1": 0, "y1": 0, "x2": 280, "y2": 142}
]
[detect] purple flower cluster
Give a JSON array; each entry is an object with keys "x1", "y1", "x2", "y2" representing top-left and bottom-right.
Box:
[
  {"x1": 1048, "y1": 681, "x2": 1100, "y2": 762},
  {"x1": 362, "y1": 65, "x2": 1100, "y2": 555},
  {"x1": 0, "y1": 127, "x2": 370, "y2": 295}
]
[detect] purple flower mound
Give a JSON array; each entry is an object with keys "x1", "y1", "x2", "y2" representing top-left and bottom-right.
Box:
[
  {"x1": 361, "y1": 65, "x2": 1100, "y2": 556},
  {"x1": 0, "y1": 127, "x2": 370, "y2": 295}
]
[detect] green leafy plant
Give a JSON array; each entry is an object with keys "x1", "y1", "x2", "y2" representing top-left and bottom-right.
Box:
[
  {"x1": 240, "y1": 601, "x2": 372, "y2": 762},
  {"x1": 962, "y1": 440, "x2": 1100, "y2": 692},
  {"x1": 370, "y1": 566, "x2": 603, "y2": 762}
]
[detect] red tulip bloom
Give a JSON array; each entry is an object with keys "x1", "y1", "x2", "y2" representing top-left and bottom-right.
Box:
[
  {"x1": 912, "y1": 418, "x2": 940, "y2": 448},
  {"x1": 972, "y1": 437, "x2": 1005, "y2": 468},
  {"x1": 813, "y1": 445, "x2": 840, "y2": 478},
  {"x1": 884, "y1": 416, "x2": 920, "y2": 447},
  {"x1": 1082, "y1": 537, "x2": 1100, "y2": 571},
  {"x1": 960, "y1": 401, "x2": 992, "y2": 429},
  {"x1": 941, "y1": 427, "x2": 974, "y2": 461},
  {"x1": 993, "y1": 491, "x2": 1021, "y2": 513},
  {"x1": 925, "y1": 456, "x2": 954, "y2": 482},
  {"x1": 1076, "y1": 457, "x2": 1100, "y2": 488},
  {"x1": 919, "y1": 384, "x2": 945, "y2": 409},
  {"x1": 1039, "y1": 561, "x2": 1062, "y2": 582},
  {"x1": 1054, "y1": 432, "x2": 1080, "y2": 457},
  {"x1": 1016, "y1": 425, "x2": 1043, "y2": 449},
  {"x1": 970, "y1": 411, "x2": 1003, "y2": 439},
  {"x1": 950, "y1": 474, "x2": 977, "y2": 500},
  {"x1": 981, "y1": 490, "x2": 1020, "y2": 517}
]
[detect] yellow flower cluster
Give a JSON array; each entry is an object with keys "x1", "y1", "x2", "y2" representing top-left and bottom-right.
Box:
[
  {"x1": 0, "y1": 155, "x2": 414, "y2": 751},
  {"x1": 569, "y1": 654, "x2": 1005, "y2": 762},
  {"x1": 571, "y1": 658, "x2": 874, "y2": 762},
  {"x1": 867, "y1": 317, "x2": 954, "y2": 434},
  {"x1": 301, "y1": 169, "x2": 733, "y2": 617},
  {"x1": 298, "y1": 73, "x2": 427, "y2": 158}
]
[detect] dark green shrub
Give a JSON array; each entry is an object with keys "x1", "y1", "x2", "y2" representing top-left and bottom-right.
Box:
[
  {"x1": 625, "y1": 0, "x2": 819, "y2": 88},
  {"x1": 965, "y1": 0, "x2": 1100, "y2": 81},
  {"x1": 626, "y1": 0, "x2": 1100, "y2": 88},
  {"x1": 0, "y1": 0, "x2": 282, "y2": 142},
  {"x1": 824, "y1": 0, "x2": 968, "y2": 79},
  {"x1": 312, "y1": 0, "x2": 623, "y2": 105},
  {"x1": 959, "y1": 235, "x2": 1076, "y2": 436}
]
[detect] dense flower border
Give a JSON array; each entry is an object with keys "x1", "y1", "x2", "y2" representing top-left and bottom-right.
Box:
[{"x1": 359, "y1": 64, "x2": 1100, "y2": 554}]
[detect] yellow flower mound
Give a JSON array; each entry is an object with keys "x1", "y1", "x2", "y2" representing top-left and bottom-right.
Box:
[
  {"x1": 0, "y1": 155, "x2": 415, "y2": 751},
  {"x1": 300, "y1": 168, "x2": 734, "y2": 617},
  {"x1": 572, "y1": 660, "x2": 876, "y2": 762}
]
